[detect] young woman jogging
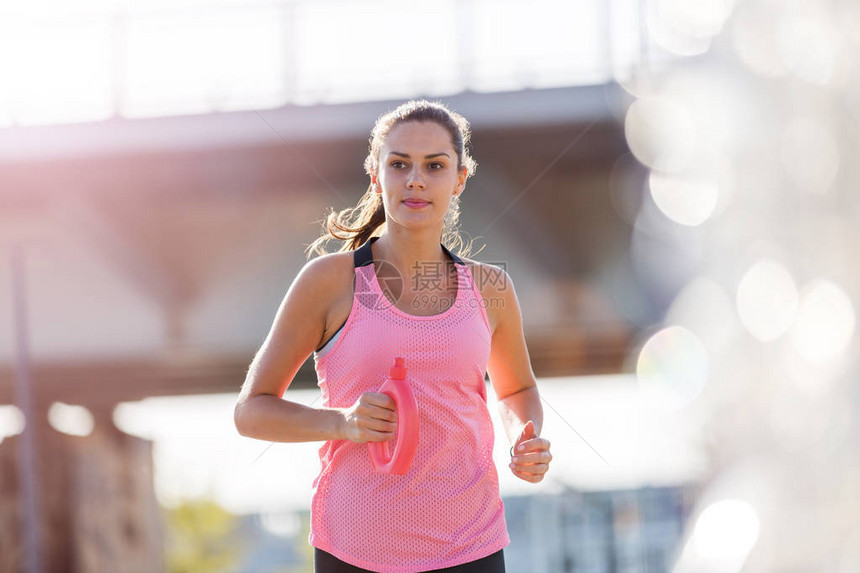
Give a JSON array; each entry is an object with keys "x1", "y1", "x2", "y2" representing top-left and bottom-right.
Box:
[{"x1": 235, "y1": 100, "x2": 552, "y2": 572}]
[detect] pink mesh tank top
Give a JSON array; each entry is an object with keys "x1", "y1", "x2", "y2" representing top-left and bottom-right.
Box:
[{"x1": 308, "y1": 236, "x2": 510, "y2": 572}]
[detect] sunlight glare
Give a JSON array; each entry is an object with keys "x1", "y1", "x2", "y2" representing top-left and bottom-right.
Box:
[{"x1": 736, "y1": 259, "x2": 798, "y2": 343}]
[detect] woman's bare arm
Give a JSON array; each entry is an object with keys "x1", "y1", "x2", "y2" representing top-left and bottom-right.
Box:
[
  {"x1": 483, "y1": 266, "x2": 552, "y2": 483},
  {"x1": 233, "y1": 253, "x2": 397, "y2": 444}
]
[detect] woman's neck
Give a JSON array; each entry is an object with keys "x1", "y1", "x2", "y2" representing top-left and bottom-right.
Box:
[{"x1": 372, "y1": 230, "x2": 450, "y2": 277}]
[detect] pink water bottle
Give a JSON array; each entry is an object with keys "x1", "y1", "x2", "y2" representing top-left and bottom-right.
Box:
[{"x1": 369, "y1": 357, "x2": 419, "y2": 475}]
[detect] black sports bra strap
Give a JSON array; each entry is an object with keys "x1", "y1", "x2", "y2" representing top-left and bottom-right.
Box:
[
  {"x1": 441, "y1": 242, "x2": 465, "y2": 266},
  {"x1": 353, "y1": 236, "x2": 377, "y2": 268},
  {"x1": 353, "y1": 236, "x2": 465, "y2": 268}
]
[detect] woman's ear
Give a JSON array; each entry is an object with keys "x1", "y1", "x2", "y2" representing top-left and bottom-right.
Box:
[{"x1": 456, "y1": 167, "x2": 468, "y2": 195}]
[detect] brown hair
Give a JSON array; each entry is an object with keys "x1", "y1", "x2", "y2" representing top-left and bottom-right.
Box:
[{"x1": 305, "y1": 99, "x2": 483, "y2": 259}]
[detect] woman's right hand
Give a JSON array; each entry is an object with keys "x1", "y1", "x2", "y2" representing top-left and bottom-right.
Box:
[{"x1": 341, "y1": 392, "x2": 398, "y2": 443}]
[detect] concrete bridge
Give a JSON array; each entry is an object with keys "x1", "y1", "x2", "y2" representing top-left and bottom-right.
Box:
[{"x1": 1, "y1": 85, "x2": 645, "y2": 409}]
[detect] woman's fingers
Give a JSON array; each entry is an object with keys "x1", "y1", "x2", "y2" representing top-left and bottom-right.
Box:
[
  {"x1": 368, "y1": 418, "x2": 397, "y2": 435},
  {"x1": 365, "y1": 428, "x2": 396, "y2": 441},
  {"x1": 509, "y1": 440, "x2": 552, "y2": 483},
  {"x1": 509, "y1": 459, "x2": 550, "y2": 473},
  {"x1": 343, "y1": 392, "x2": 399, "y2": 443},
  {"x1": 361, "y1": 394, "x2": 398, "y2": 437},
  {"x1": 513, "y1": 437, "x2": 551, "y2": 454},
  {"x1": 509, "y1": 464, "x2": 549, "y2": 482},
  {"x1": 361, "y1": 392, "x2": 398, "y2": 421},
  {"x1": 359, "y1": 409, "x2": 397, "y2": 440},
  {"x1": 510, "y1": 467, "x2": 546, "y2": 483},
  {"x1": 511, "y1": 451, "x2": 552, "y2": 465}
]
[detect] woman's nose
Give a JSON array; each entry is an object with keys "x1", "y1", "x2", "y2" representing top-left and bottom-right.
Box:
[{"x1": 406, "y1": 168, "x2": 426, "y2": 189}]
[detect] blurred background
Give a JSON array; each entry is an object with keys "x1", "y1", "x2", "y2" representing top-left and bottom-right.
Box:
[{"x1": 1, "y1": 0, "x2": 858, "y2": 571}]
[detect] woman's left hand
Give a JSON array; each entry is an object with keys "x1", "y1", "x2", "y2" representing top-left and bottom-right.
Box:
[{"x1": 509, "y1": 420, "x2": 552, "y2": 483}]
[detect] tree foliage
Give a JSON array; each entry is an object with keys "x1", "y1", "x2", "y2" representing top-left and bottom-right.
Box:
[{"x1": 165, "y1": 500, "x2": 244, "y2": 573}]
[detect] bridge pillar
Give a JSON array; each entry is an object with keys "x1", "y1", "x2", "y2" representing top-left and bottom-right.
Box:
[{"x1": 0, "y1": 402, "x2": 164, "y2": 572}]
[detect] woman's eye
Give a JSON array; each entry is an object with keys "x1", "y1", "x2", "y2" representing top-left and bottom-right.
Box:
[
  {"x1": 391, "y1": 161, "x2": 406, "y2": 168},
  {"x1": 429, "y1": 162, "x2": 444, "y2": 169}
]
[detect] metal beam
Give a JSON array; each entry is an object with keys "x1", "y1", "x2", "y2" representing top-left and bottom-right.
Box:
[
  {"x1": 9, "y1": 244, "x2": 43, "y2": 573},
  {"x1": 0, "y1": 326, "x2": 629, "y2": 407},
  {"x1": 0, "y1": 85, "x2": 624, "y2": 165}
]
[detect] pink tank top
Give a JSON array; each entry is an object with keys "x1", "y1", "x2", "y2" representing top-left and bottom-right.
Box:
[{"x1": 308, "y1": 236, "x2": 510, "y2": 572}]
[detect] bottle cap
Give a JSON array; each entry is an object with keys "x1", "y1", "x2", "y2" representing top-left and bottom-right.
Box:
[{"x1": 389, "y1": 357, "x2": 407, "y2": 379}]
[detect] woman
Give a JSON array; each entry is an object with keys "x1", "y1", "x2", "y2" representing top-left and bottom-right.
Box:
[{"x1": 234, "y1": 100, "x2": 552, "y2": 572}]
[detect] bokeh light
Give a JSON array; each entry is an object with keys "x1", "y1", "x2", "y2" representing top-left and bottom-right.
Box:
[
  {"x1": 667, "y1": 0, "x2": 735, "y2": 39},
  {"x1": 47, "y1": 402, "x2": 95, "y2": 437},
  {"x1": 625, "y1": 97, "x2": 697, "y2": 173},
  {"x1": 789, "y1": 279, "x2": 855, "y2": 364},
  {"x1": 0, "y1": 405, "x2": 26, "y2": 442},
  {"x1": 649, "y1": 170, "x2": 719, "y2": 226},
  {"x1": 636, "y1": 325, "x2": 709, "y2": 410},
  {"x1": 774, "y1": 2, "x2": 837, "y2": 85},
  {"x1": 736, "y1": 259, "x2": 798, "y2": 342},
  {"x1": 691, "y1": 499, "x2": 760, "y2": 573},
  {"x1": 665, "y1": 277, "x2": 738, "y2": 356},
  {"x1": 646, "y1": 0, "x2": 718, "y2": 57},
  {"x1": 630, "y1": 0, "x2": 860, "y2": 570}
]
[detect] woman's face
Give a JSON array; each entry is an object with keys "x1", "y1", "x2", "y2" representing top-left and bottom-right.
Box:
[{"x1": 374, "y1": 121, "x2": 467, "y2": 230}]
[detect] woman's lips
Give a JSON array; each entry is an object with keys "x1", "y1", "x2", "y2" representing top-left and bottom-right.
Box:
[{"x1": 403, "y1": 200, "x2": 430, "y2": 208}]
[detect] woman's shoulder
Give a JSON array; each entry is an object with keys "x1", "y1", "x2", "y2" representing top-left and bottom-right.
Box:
[
  {"x1": 458, "y1": 257, "x2": 515, "y2": 334},
  {"x1": 292, "y1": 249, "x2": 355, "y2": 302},
  {"x1": 293, "y1": 250, "x2": 356, "y2": 345},
  {"x1": 302, "y1": 249, "x2": 355, "y2": 284},
  {"x1": 305, "y1": 248, "x2": 354, "y2": 271},
  {"x1": 458, "y1": 257, "x2": 512, "y2": 296}
]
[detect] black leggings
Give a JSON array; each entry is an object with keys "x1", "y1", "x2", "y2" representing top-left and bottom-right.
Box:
[{"x1": 314, "y1": 548, "x2": 506, "y2": 573}]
